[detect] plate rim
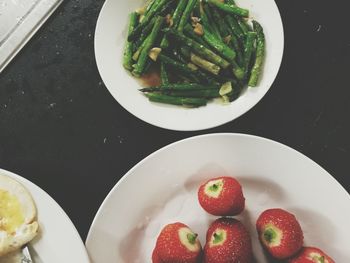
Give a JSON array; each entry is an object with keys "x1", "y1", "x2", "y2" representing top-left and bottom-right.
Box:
[
  {"x1": 94, "y1": 0, "x2": 285, "y2": 131},
  {"x1": 0, "y1": 168, "x2": 91, "y2": 262},
  {"x1": 85, "y1": 133, "x2": 350, "y2": 248}
]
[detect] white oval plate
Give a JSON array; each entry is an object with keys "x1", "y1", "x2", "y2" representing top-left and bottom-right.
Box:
[
  {"x1": 94, "y1": 0, "x2": 284, "y2": 131},
  {"x1": 86, "y1": 134, "x2": 350, "y2": 262},
  {"x1": 0, "y1": 169, "x2": 90, "y2": 263}
]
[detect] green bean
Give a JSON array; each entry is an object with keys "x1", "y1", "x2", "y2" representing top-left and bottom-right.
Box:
[
  {"x1": 195, "y1": 68, "x2": 221, "y2": 85},
  {"x1": 231, "y1": 60, "x2": 245, "y2": 80},
  {"x1": 160, "y1": 0, "x2": 188, "y2": 49},
  {"x1": 243, "y1": 31, "x2": 257, "y2": 78},
  {"x1": 180, "y1": 46, "x2": 191, "y2": 58},
  {"x1": 170, "y1": 48, "x2": 188, "y2": 64},
  {"x1": 142, "y1": 88, "x2": 220, "y2": 99},
  {"x1": 143, "y1": 0, "x2": 156, "y2": 17},
  {"x1": 160, "y1": 62, "x2": 169, "y2": 84},
  {"x1": 160, "y1": 36, "x2": 169, "y2": 51},
  {"x1": 248, "y1": 20, "x2": 265, "y2": 87},
  {"x1": 183, "y1": 24, "x2": 209, "y2": 48},
  {"x1": 207, "y1": 0, "x2": 249, "y2": 17},
  {"x1": 133, "y1": 16, "x2": 164, "y2": 77},
  {"x1": 159, "y1": 54, "x2": 200, "y2": 82},
  {"x1": 203, "y1": 4, "x2": 221, "y2": 39},
  {"x1": 190, "y1": 53, "x2": 221, "y2": 75},
  {"x1": 134, "y1": 17, "x2": 156, "y2": 50},
  {"x1": 237, "y1": 18, "x2": 251, "y2": 36},
  {"x1": 225, "y1": 15, "x2": 245, "y2": 43},
  {"x1": 159, "y1": 0, "x2": 177, "y2": 16},
  {"x1": 227, "y1": 34, "x2": 244, "y2": 66},
  {"x1": 166, "y1": 29, "x2": 230, "y2": 69},
  {"x1": 161, "y1": 53, "x2": 219, "y2": 85},
  {"x1": 211, "y1": 6, "x2": 231, "y2": 39},
  {"x1": 168, "y1": 89, "x2": 220, "y2": 98},
  {"x1": 172, "y1": 0, "x2": 188, "y2": 29},
  {"x1": 202, "y1": 27, "x2": 236, "y2": 62},
  {"x1": 128, "y1": 0, "x2": 167, "y2": 41},
  {"x1": 178, "y1": 0, "x2": 198, "y2": 32},
  {"x1": 132, "y1": 34, "x2": 150, "y2": 61},
  {"x1": 180, "y1": 46, "x2": 222, "y2": 82},
  {"x1": 141, "y1": 83, "x2": 220, "y2": 91},
  {"x1": 123, "y1": 12, "x2": 139, "y2": 71},
  {"x1": 199, "y1": 3, "x2": 215, "y2": 35},
  {"x1": 146, "y1": 93, "x2": 208, "y2": 107}
]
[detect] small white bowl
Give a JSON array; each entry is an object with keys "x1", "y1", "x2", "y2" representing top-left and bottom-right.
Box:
[{"x1": 94, "y1": 0, "x2": 284, "y2": 131}]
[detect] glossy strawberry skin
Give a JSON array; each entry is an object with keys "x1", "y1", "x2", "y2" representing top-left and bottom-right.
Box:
[
  {"x1": 256, "y1": 208, "x2": 304, "y2": 259},
  {"x1": 204, "y1": 218, "x2": 253, "y2": 263},
  {"x1": 288, "y1": 247, "x2": 335, "y2": 263},
  {"x1": 198, "y1": 176, "x2": 245, "y2": 216},
  {"x1": 152, "y1": 246, "x2": 163, "y2": 263},
  {"x1": 156, "y1": 222, "x2": 202, "y2": 263}
]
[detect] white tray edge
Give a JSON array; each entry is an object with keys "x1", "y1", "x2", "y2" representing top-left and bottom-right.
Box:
[{"x1": 0, "y1": 0, "x2": 63, "y2": 73}]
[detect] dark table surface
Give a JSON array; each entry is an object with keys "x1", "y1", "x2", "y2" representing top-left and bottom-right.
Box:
[{"x1": 0, "y1": 0, "x2": 349, "y2": 242}]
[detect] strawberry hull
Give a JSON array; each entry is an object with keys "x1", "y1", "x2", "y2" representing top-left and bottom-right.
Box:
[
  {"x1": 256, "y1": 208, "x2": 304, "y2": 259},
  {"x1": 288, "y1": 247, "x2": 335, "y2": 263},
  {"x1": 204, "y1": 218, "x2": 253, "y2": 263},
  {"x1": 198, "y1": 176, "x2": 245, "y2": 216}
]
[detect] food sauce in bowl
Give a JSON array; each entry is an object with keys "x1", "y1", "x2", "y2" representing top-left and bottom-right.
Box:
[{"x1": 139, "y1": 65, "x2": 161, "y2": 87}]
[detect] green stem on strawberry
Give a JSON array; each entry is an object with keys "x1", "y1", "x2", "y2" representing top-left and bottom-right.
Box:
[
  {"x1": 209, "y1": 184, "x2": 219, "y2": 192},
  {"x1": 263, "y1": 227, "x2": 277, "y2": 244},
  {"x1": 315, "y1": 256, "x2": 325, "y2": 263},
  {"x1": 187, "y1": 233, "x2": 198, "y2": 244},
  {"x1": 213, "y1": 232, "x2": 224, "y2": 244}
]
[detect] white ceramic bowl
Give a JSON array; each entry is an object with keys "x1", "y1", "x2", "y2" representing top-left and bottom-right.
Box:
[
  {"x1": 86, "y1": 134, "x2": 350, "y2": 262},
  {"x1": 94, "y1": 0, "x2": 284, "y2": 131}
]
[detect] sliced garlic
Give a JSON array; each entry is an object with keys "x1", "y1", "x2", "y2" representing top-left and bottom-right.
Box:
[
  {"x1": 136, "y1": 6, "x2": 146, "y2": 15},
  {"x1": 221, "y1": 95, "x2": 231, "y2": 104},
  {"x1": 224, "y1": 35, "x2": 232, "y2": 44},
  {"x1": 194, "y1": 23, "x2": 204, "y2": 36},
  {"x1": 219, "y1": 82, "x2": 233, "y2": 96},
  {"x1": 148, "y1": 48, "x2": 162, "y2": 61},
  {"x1": 132, "y1": 49, "x2": 141, "y2": 61},
  {"x1": 191, "y1": 16, "x2": 201, "y2": 24},
  {"x1": 165, "y1": 14, "x2": 174, "y2": 27}
]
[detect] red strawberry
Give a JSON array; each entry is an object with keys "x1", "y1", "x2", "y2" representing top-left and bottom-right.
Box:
[
  {"x1": 156, "y1": 222, "x2": 202, "y2": 263},
  {"x1": 198, "y1": 176, "x2": 245, "y2": 216},
  {"x1": 203, "y1": 217, "x2": 253, "y2": 263},
  {"x1": 288, "y1": 247, "x2": 335, "y2": 263},
  {"x1": 152, "y1": 247, "x2": 163, "y2": 263},
  {"x1": 256, "y1": 208, "x2": 304, "y2": 259}
]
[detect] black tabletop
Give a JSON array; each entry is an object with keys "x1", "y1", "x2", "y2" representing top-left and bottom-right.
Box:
[{"x1": 0, "y1": 0, "x2": 349, "y2": 241}]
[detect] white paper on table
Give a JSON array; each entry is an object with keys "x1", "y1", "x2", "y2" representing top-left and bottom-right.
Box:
[{"x1": 0, "y1": 0, "x2": 63, "y2": 73}]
